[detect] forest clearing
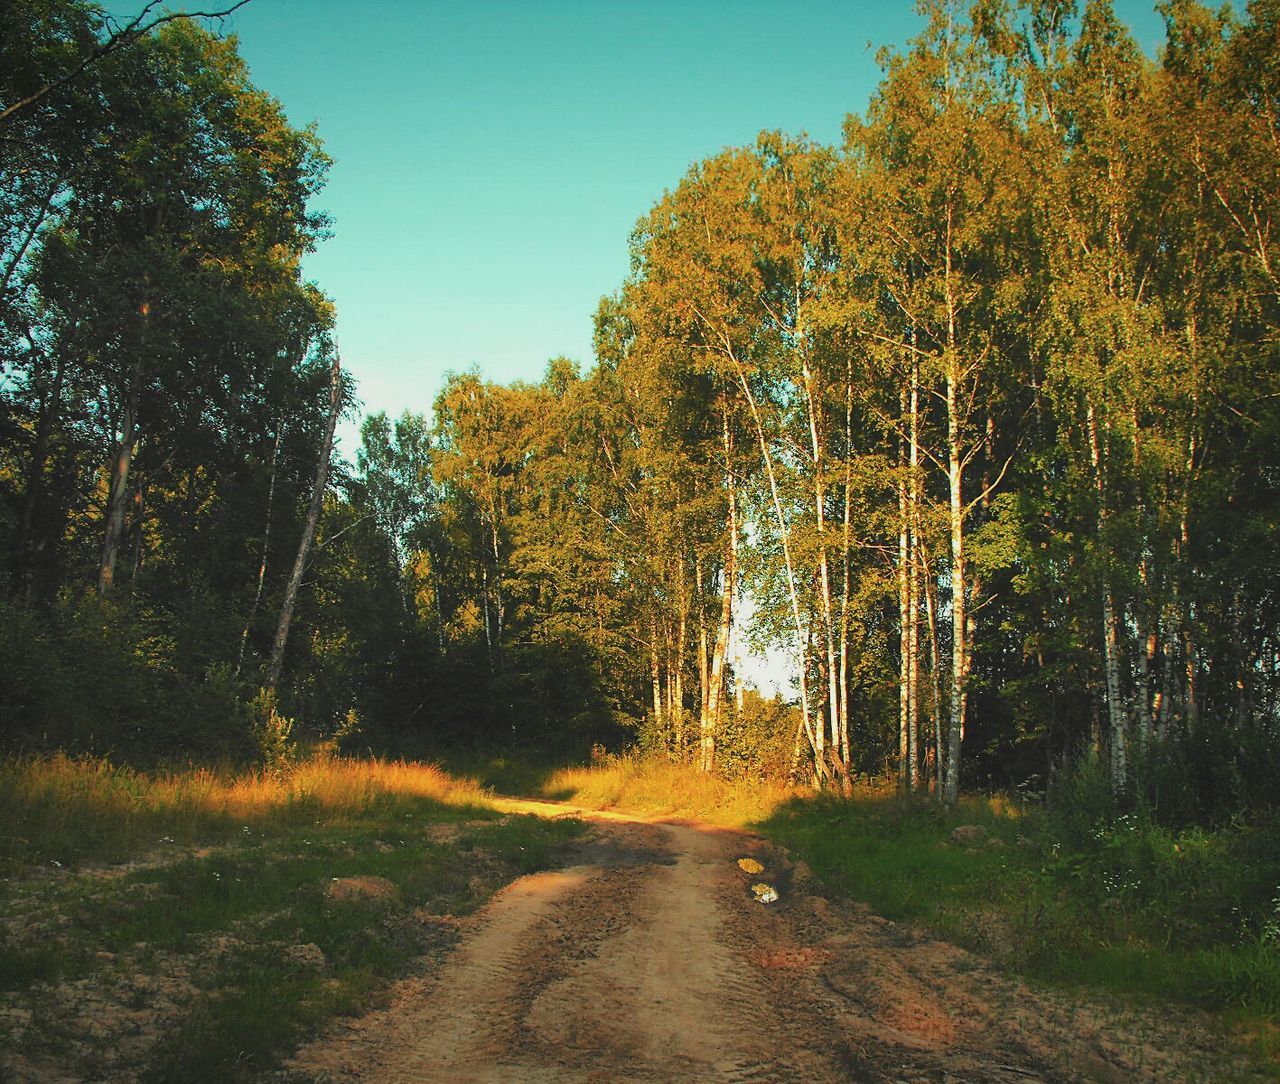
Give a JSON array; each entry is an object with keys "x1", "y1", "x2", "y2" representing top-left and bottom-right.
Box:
[{"x1": 4, "y1": 0, "x2": 1280, "y2": 1080}]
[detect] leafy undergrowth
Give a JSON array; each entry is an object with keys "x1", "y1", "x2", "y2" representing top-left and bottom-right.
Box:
[
  {"x1": 0, "y1": 754, "x2": 584, "y2": 1082},
  {"x1": 759, "y1": 791, "x2": 1280, "y2": 1072}
]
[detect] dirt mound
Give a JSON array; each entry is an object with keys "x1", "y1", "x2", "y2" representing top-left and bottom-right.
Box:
[{"x1": 325, "y1": 875, "x2": 398, "y2": 904}]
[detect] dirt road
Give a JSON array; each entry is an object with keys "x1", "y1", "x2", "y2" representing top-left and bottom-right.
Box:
[{"x1": 285, "y1": 800, "x2": 1248, "y2": 1083}]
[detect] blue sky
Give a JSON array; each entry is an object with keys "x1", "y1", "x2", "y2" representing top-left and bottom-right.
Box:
[{"x1": 202, "y1": 0, "x2": 1167, "y2": 453}]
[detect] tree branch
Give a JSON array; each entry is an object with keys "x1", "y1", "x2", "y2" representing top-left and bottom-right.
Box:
[{"x1": 1, "y1": 0, "x2": 254, "y2": 125}]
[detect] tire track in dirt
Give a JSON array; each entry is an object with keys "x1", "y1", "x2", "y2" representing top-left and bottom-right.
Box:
[{"x1": 284, "y1": 802, "x2": 1264, "y2": 1084}]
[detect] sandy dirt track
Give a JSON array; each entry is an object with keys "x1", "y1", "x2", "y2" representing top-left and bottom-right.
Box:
[{"x1": 285, "y1": 800, "x2": 1252, "y2": 1083}]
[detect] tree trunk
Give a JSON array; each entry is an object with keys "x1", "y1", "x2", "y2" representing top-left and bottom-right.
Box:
[
  {"x1": 898, "y1": 396, "x2": 911, "y2": 793},
  {"x1": 14, "y1": 351, "x2": 65, "y2": 594},
  {"x1": 696, "y1": 554, "x2": 709, "y2": 744},
  {"x1": 839, "y1": 355, "x2": 855, "y2": 772},
  {"x1": 702, "y1": 469, "x2": 735, "y2": 773},
  {"x1": 802, "y1": 350, "x2": 843, "y2": 782},
  {"x1": 649, "y1": 617, "x2": 664, "y2": 750},
  {"x1": 674, "y1": 558, "x2": 688, "y2": 756},
  {"x1": 128, "y1": 474, "x2": 145, "y2": 593},
  {"x1": 1087, "y1": 401, "x2": 1128, "y2": 794},
  {"x1": 265, "y1": 351, "x2": 341, "y2": 693},
  {"x1": 943, "y1": 358, "x2": 966, "y2": 806},
  {"x1": 922, "y1": 548, "x2": 944, "y2": 797},
  {"x1": 490, "y1": 519, "x2": 505, "y2": 667},
  {"x1": 98, "y1": 352, "x2": 143, "y2": 596},
  {"x1": 907, "y1": 358, "x2": 921, "y2": 790},
  {"x1": 236, "y1": 427, "x2": 282, "y2": 678}
]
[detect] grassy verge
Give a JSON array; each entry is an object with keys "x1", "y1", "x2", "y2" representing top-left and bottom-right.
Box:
[
  {"x1": 758, "y1": 791, "x2": 1280, "y2": 1067},
  {"x1": 457, "y1": 749, "x2": 796, "y2": 828},
  {"x1": 0, "y1": 754, "x2": 584, "y2": 1082}
]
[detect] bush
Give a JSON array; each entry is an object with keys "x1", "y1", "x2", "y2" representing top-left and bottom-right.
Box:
[
  {"x1": 715, "y1": 690, "x2": 797, "y2": 781},
  {"x1": 248, "y1": 689, "x2": 296, "y2": 774},
  {"x1": 1046, "y1": 751, "x2": 1280, "y2": 951},
  {"x1": 0, "y1": 592, "x2": 258, "y2": 765}
]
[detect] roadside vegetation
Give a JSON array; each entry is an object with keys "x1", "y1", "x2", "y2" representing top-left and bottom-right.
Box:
[
  {"x1": 499, "y1": 751, "x2": 1280, "y2": 1072},
  {"x1": 0, "y1": 754, "x2": 583, "y2": 1082}
]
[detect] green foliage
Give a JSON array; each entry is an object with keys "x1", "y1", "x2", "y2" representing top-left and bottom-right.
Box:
[
  {"x1": 0, "y1": 592, "x2": 256, "y2": 763},
  {"x1": 714, "y1": 690, "x2": 797, "y2": 781},
  {"x1": 248, "y1": 688, "x2": 296, "y2": 774}
]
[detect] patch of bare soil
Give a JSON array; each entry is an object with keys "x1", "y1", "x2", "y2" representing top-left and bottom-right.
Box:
[{"x1": 283, "y1": 801, "x2": 1261, "y2": 1084}]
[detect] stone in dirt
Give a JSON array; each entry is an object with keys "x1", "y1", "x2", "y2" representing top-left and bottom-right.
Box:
[
  {"x1": 950, "y1": 825, "x2": 987, "y2": 846},
  {"x1": 737, "y1": 857, "x2": 765, "y2": 875},
  {"x1": 326, "y1": 875, "x2": 399, "y2": 904},
  {"x1": 752, "y1": 882, "x2": 779, "y2": 904}
]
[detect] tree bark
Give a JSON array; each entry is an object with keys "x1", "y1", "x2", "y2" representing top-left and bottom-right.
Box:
[
  {"x1": 907, "y1": 358, "x2": 921, "y2": 790},
  {"x1": 14, "y1": 350, "x2": 65, "y2": 594},
  {"x1": 942, "y1": 230, "x2": 967, "y2": 806},
  {"x1": 898, "y1": 389, "x2": 911, "y2": 793},
  {"x1": 98, "y1": 351, "x2": 143, "y2": 597},
  {"x1": 236, "y1": 427, "x2": 282, "y2": 678},
  {"x1": 943, "y1": 353, "x2": 967, "y2": 806},
  {"x1": 701, "y1": 459, "x2": 735, "y2": 773},
  {"x1": 1087, "y1": 401, "x2": 1128, "y2": 794},
  {"x1": 265, "y1": 351, "x2": 341, "y2": 693}
]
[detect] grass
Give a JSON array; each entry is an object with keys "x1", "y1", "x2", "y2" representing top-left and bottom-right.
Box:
[
  {"x1": 0, "y1": 752, "x2": 497, "y2": 873},
  {"x1": 758, "y1": 790, "x2": 1280, "y2": 1068},
  {"x1": 7, "y1": 750, "x2": 1274, "y2": 1076},
  {"x1": 0, "y1": 754, "x2": 584, "y2": 1082},
  {"x1": 466, "y1": 749, "x2": 798, "y2": 828}
]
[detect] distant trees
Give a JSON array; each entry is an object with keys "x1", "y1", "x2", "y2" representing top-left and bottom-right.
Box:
[{"x1": 425, "y1": 0, "x2": 1277, "y2": 815}]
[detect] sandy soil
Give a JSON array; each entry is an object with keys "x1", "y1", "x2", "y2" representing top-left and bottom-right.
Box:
[{"x1": 283, "y1": 799, "x2": 1253, "y2": 1083}]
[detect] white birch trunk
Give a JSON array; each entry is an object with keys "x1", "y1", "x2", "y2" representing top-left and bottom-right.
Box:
[
  {"x1": 1087, "y1": 401, "x2": 1128, "y2": 793},
  {"x1": 265, "y1": 350, "x2": 341, "y2": 692}
]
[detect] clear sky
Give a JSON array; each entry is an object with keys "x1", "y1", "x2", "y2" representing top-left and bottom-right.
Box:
[{"x1": 193, "y1": 0, "x2": 1167, "y2": 453}]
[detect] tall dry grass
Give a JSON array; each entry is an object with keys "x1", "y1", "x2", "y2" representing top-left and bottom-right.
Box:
[
  {"x1": 541, "y1": 753, "x2": 797, "y2": 827},
  {"x1": 0, "y1": 753, "x2": 492, "y2": 872}
]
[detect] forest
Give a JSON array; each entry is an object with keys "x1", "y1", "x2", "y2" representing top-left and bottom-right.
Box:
[{"x1": 3, "y1": 0, "x2": 1279, "y2": 833}]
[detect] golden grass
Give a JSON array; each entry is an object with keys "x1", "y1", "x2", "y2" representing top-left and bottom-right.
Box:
[
  {"x1": 0, "y1": 753, "x2": 493, "y2": 870},
  {"x1": 541, "y1": 753, "x2": 798, "y2": 828}
]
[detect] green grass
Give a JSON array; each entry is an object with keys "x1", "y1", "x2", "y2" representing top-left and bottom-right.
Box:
[
  {"x1": 757, "y1": 791, "x2": 1280, "y2": 1067},
  {"x1": 0, "y1": 754, "x2": 585, "y2": 1082}
]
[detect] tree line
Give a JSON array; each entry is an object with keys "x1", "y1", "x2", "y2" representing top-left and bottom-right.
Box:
[{"x1": 3, "y1": 0, "x2": 1278, "y2": 823}]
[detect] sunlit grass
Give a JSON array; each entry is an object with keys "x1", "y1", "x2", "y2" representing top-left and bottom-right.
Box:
[
  {"x1": 537, "y1": 752, "x2": 798, "y2": 827},
  {"x1": 0, "y1": 752, "x2": 584, "y2": 1082},
  {"x1": 0, "y1": 752, "x2": 493, "y2": 872}
]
